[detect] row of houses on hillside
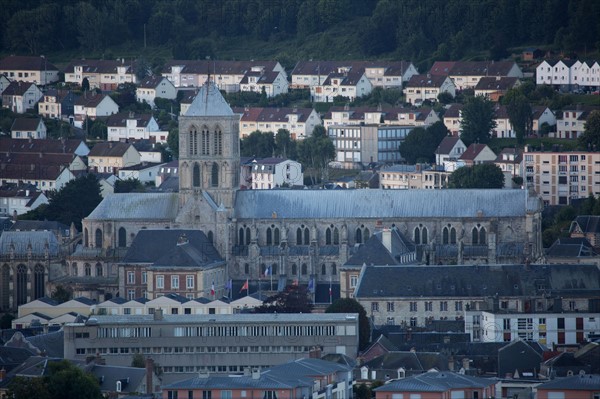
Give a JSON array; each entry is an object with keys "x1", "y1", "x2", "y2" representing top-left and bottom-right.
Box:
[{"x1": 536, "y1": 59, "x2": 600, "y2": 90}]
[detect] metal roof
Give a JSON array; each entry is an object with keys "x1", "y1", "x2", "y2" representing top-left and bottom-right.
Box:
[
  {"x1": 86, "y1": 193, "x2": 178, "y2": 220},
  {"x1": 234, "y1": 189, "x2": 533, "y2": 219},
  {"x1": 183, "y1": 81, "x2": 233, "y2": 117}
]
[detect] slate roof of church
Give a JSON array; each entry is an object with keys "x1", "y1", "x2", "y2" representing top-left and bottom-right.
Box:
[
  {"x1": 86, "y1": 193, "x2": 178, "y2": 220},
  {"x1": 183, "y1": 81, "x2": 234, "y2": 117},
  {"x1": 122, "y1": 229, "x2": 222, "y2": 264},
  {"x1": 234, "y1": 189, "x2": 532, "y2": 219},
  {"x1": 0, "y1": 231, "x2": 59, "y2": 257},
  {"x1": 374, "y1": 371, "x2": 495, "y2": 392}
]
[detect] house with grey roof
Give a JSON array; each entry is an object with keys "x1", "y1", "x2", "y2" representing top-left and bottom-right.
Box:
[
  {"x1": 405, "y1": 74, "x2": 456, "y2": 105},
  {"x1": 0, "y1": 137, "x2": 90, "y2": 157},
  {"x1": 37, "y1": 89, "x2": 77, "y2": 121},
  {"x1": 359, "y1": 350, "x2": 449, "y2": 381},
  {"x1": 239, "y1": 69, "x2": 289, "y2": 97},
  {"x1": 536, "y1": 374, "x2": 600, "y2": 399},
  {"x1": 0, "y1": 55, "x2": 59, "y2": 86},
  {"x1": 545, "y1": 237, "x2": 598, "y2": 264},
  {"x1": 73, "y1": 92, "x2": 119, "y2": 128},
  {"x1": 570, "y1": 215, "x2": 600, "y2": 251},
  {"x1": 435, "y1": 136, "x2": 466, "y2": 166},
  {"x1": 88, "y1": 142, "x2": 141, "y2": 174},
  {"x1": 136, "y1": 75, "x2": 177, "y2": 108},
  {"x1": 1, "y1": 81, "x2": 43, "y2": 113},
  {"x1": 373, "y1": 370, "x2": 496, "y2": 398}
]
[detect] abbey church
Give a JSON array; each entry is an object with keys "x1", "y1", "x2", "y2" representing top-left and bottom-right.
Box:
[{"x1": 79, "y1": 81, "x2": 544, "y2": 298}]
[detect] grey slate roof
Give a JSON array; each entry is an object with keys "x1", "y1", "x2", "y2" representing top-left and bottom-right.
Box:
[
  {"x1": 355, "y1": 264, "x2": 600, "y2": 298},
  {"x1": 0, "y1": 231, "x2": 59, "y2": 257},
  {"x1": 234, "y1": 189, "x2": 532, "y2": 219},
  {"x1": 122, "y1": 229, "x2": 222, "y2": 265},
  {"x1": 183, "y1": 81, "x2": 234, "y2": 117},
  {"x1": 88, "y1": 364, "x2": 147, "y2": 394},
  {"x1": 162, "y1": 374, "x2": 308, "y2": 389},
  {"x1": 546, "y1": 237, "x2": 597, "y2": 258},
  {"x1": 537, "y1": 374, "x2": 600, "y2": 390},
  {"x1": 374, "y1": 371, "x2": 495, "y2": 392},
  {"x1": 25, "y1": 329, "x2": 64, "y2": 358},
  {"x1": 86, "y1": 193, "x2": 179, "y2": 220},
  {"x1": 362, "y1": 351, "x2": 448, "y2": 372}
]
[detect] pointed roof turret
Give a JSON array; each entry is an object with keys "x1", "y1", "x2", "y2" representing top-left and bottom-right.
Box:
[{"x1": 184, "y1": 81, "x2": 233, "y2": 117}]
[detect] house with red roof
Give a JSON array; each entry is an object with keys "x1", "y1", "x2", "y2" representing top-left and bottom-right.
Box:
[
  {"x1": 73, "y1": 93, "x2": 119, "y2": 128},
  {"x1": 474, "y1": 76, "x2": 521, "y2": 101},
  {"x1": 1, "y1": 81, "x2": 42, "y2": 113},
  {"x1": 459, "y1": 144, "x2": 496, "y2": 166},
  {"x1": 10, "y1": 118, "x2": 46, "y2": 139},
  {"x1": 233, "y1": 107, "x2": 322, "y2": 140},
  {"x1": 405, "y1": 74, "x2": 456, "y2": 105},
  {"x1": 0, "y1": 55, "x2": 59, "y2": 85}
]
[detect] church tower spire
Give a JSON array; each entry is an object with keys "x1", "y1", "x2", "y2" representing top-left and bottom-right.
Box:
[{"x1": 178, "y1": 80, "x2": 240, "y2": 210}]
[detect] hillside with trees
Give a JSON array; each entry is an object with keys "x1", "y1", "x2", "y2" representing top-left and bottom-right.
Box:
[{"x1": 2, "y1": 0, "x2": 598, "y2": 68}]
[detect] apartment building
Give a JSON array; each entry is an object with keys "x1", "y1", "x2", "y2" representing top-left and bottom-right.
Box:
[
  {"x1": 523, "y1": 148, "x2": 600, "y2": 205},
  {"x1": 379, "y1": 164, "x2": 449, "y2": 190},
  {"x1": 64, "y1": 312, "x2": 359, "y2": 384}
]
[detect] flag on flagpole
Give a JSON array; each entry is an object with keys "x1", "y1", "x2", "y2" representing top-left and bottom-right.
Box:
[
  {"x1": 329, "y1": 276, "x2": 332, "y2": 297},
  {"x1": 264, "y1": 265, "x2": 271, "y2": 277},
  {"x1": 292, "y1": 278, "x2": 298, "y2": 286},
  {"x1": 308, "y1": 277, "x2": 314, "y2": 292},
  {"x1": 239, "y1": 279, "x2": 249, "y2": 293},
  {"x1": 226, "y1": 279, "x2": 232, "y2": 290},
  {"x1": 210, "y1": 282, "x2": 215, "y2": 296}
]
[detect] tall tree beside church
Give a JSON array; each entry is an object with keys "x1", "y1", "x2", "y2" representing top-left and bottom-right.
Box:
[
  {"x1": 504, "y1": 89, "x2": 532, "y2": 145},
  {"x1": 449, "y1": 163, "x2": 504, "y2": 189},
  {"x1": 297, "y1": 125, "x2": 335, "y2": 185},
  {"x1": 460, "y1": 96, "x2": 497, "y2": 146},
  {"x1": 399, "y1": 122, "x2": 449, "y2": 164}
]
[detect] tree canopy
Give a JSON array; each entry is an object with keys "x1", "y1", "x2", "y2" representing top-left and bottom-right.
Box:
[
  {"x1": 297, "y1": 125, "x2": 335, "y2": 185},
  {"x1": 3, "y1": 1, "x2": 597, "y2": 63},
  {"x1": 326, "y1": 298, "x2": 371, "y2": 351},
  {"x1": 460, "y1": 96, "x2": 497, "y2": 146},
  {"x1": 254, "y1": 285, "x2": 314, "y2": 314},
  {"x1": 504, "y1": 89, "x2": 533, "y2": 144},
  {"x1": 7, "y1": 360, "x2": 103, "y2": 399},
  {"x1": 399, "y1": 122, "x2": 449, "y2": 164},
  {"x1": 19, "y1": 174, "x2": 102, "y2": 231},
  {"x1": 449, "y1": 163, "x2": 505, "y2": 189},
  {"x1": 578, "y1": 110, "x2": 600, "y2": 151}
]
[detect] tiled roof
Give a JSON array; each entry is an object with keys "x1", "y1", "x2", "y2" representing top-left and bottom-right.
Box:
[
  {"x1": 291, "y1": 60, "x2": 413, "y2": 77},
  {"x1": 106, "y1": 112, "x2": 153, "y2": 128},
  {"x1": 546, "y1": 237, "x2": 597, "y2": 258},
  {"x1": 162, "y1": 60, "x2": 280, "y2": 75},
  {"x1": 10, "y1": 118, "x2": 43, "y2": 131},
  {"x1": 444, "y1": 103, "x2": 463, "y2": 118},
  {"x1": 86, "y1": 192, "x2": 178, "y2": 220},
  {"x1": 0, "y1": 55, "x2": 58, "y2": 71},
  {"x1": 74, "y1": 93, "x2": 109, "y2": 107},
  {"x1": 449, "y1": 61, "x2": 518, "y2": 76},
  {"x1": 240, "y1": 70, "x2": 281, "y2": 84},
  {"x1": 435, "y1": 136, "x2": 461, "y2": 155},
  {"x1": 406, "y1": 74, "x2": 449, "y2": 88},
  {"x1": 355, "y1": 264, "x2": 600, "y2": 298},
  {"x1": 11, "y1": 220, "x2": 69, "y2": 233},
  {"x1": 183, "y1": 81, "x2": 234, "y2": 117},
  {"x1": 475, "y1": 76, "x2": 519, "y2": 91},
  {"x1": 89, "y1": 364, "x2": 146, "y2": 394},
  {"x1": 0, "y1": 137, "x2": 86, "y2": 155},
  {"x1": 459, "y1": 144, "x2": 492, "y2": 161},
  {"x1": 531, "y1": 105, "x2": 553, "y2": 120},
  {"x1": 429, "y1": 62, "x2": 457, "y2": 76},
  {"x1": 2, "y1": 81, "x2": 36, "y2": 96},
  {"x1": 137, "y1": 75, "x2": 166, "y2": 89},
  {"x1": 234, "y1": 189, "x2": 532, "y2": 219},
  {"x1": 88, "y1": 142, "x2": 133, "y2": 157}
]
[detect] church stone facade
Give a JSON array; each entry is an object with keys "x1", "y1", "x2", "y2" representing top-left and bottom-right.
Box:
[{"x1": 78, "y1": 81, "x2": 544, "y2": 298}]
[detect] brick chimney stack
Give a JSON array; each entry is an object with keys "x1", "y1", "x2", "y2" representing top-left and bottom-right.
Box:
[{"x1": 145, "y1": 357, "x2": 154, "y2": 394}]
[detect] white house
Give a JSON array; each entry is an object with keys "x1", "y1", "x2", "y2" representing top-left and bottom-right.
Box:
[
  {"x1": 239, "y1": 70, "x2": 289, "y2": 97},
  {"x1": 118, "y1": 162, "x2": 164, "y2": 184},
  {"x1": 405, "y1": 74, "x2": 456, "y2": 104},
  {"x1": 311, "y1": 68, "x2": 373, "y2": 102},
  {"x1": 430, "y1": 61, "x2": 523, "y2": 90},
  {"x1": 556, "y1": 106, "x2": 599, "y2": 139},
  {"x1": 10, "y1": 118, "x2": 47, "y2": 139},
  {"x1": 536, "y1": 59, "x2": 577, "y2": 88},
  {"x1": 0, "y1": 75, "x2": 11, "y2": 95},
  {"x1": 573, "y1": 60, "x2": 600, "y2": 89},
  {"x1": 64, "y1": 59, "x2": 137, "y2": 91},
  {"x1": 0, "y1": 188, "x2": 48, "y2": 217},
  {"x1": 434, "y1": 136, "x2": 467, "y2": 165},
  {"x1": 443, "y1": 104, "x2": 463, "y2": 136},
  {"x1": 250, "y1": 158, "x2": 304, "y2": 189},
  {"x1": 1, "y1": 81, "x2": 43, "y2": 114},
  {"x1": 106, "y1": 112, "x2": 163, "y2": 142},
  {"x1": 493, "y1": 105, "x2": 515, "y2": 139},
  {"x1": 233, "y1": 107, "x2": 322, "y2": 140},
  {"x1": 88, "y1": 142, "x2": 141, "y2": 174},
  {"x1": 74, "y1": 93, "x2": 119, "y2": 128},
  {"x1": 136, "y1": 75, "x2": 177, "y2": 108},
  {"x1": 531, "y1": 106, "x2": 557, "y2": 134}
]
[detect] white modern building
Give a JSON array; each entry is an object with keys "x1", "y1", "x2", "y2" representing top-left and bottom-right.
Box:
[{"x1": 250, "y1": 158, "x2": 304, "y2": 189}]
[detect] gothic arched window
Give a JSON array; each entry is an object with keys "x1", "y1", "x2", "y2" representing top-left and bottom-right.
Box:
[
  {"x1": 189, "y1": 126, "x2": 198, "y2": 155},
  {"x1": 118, "y1": 227, "x2": 127, "y2": 248},
  {"x1": 301, "y1": 264, "x2": 308, "y2": 275},
  {"x1": 96, "y1": 263, "x2": 103, "y2": 277},
  {"x1": 16, "y1": 265, "x2": 27, "y2": 306},
  {"x1": 215, "y1": 128, "x2": 223, "y2": 155},
  {"x1": 84, "y1": 228, "x2": 88, "y2": 247},
  {"x1": 95, "y1": 228, "x2": 103, "y2": 248},
  {"x1": 1, "y1": 264, "x2": 9, "y2": 310},
  {"x1": 211, "y1": 162, "x2": 219, "y2": 187},
  {"x1": 291, "y1": 264, "x2": 297, "y2": 275},
  {"x1": 193, "y1": 163, "x2": 201, "y2": 187},
  {"x1": 201, "y1": 127, "x2": 209, "y2": 155}
]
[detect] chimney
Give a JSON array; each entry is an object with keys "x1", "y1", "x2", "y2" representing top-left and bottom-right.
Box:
[
  {"x1": 153, "y1": 308, "x2": 163, "y2": 321},
  {"x1": 25, "y1": 189, "x2": 30, "y2": 197},
  {"x1": 251, "y1": 369, "x2": 261, "y2": 380},
  {"x1": 381, "y1": 228, "x2": 392, "y2": 254},
  {"x1": 448, "y1": 356, "x2": 455, "y2": 371},
  {"x1": 309, "y1": 346, "x2": 322, "y2": 359},
  {"x1": 145, "y1": 357, "x2": 154, "y2": 394},
  {"x1": 462, "y1": 358, "x2": 470, "y2": 370},
  {"x1": 0, "y1": 368, "x2": 6, "y2": 382}
]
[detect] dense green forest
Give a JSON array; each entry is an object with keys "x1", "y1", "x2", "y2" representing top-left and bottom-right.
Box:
[{"x1": 2, "y1": 0, "x2": 599, "y2": 69}]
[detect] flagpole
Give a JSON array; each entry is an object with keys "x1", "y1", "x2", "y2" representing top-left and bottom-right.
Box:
[
  {"x1": 329, "y1": 276, "x2": 332, "y2": 304},
  {"x1": 270, "y1": 268, "x2": 273, "y2": 292}
]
